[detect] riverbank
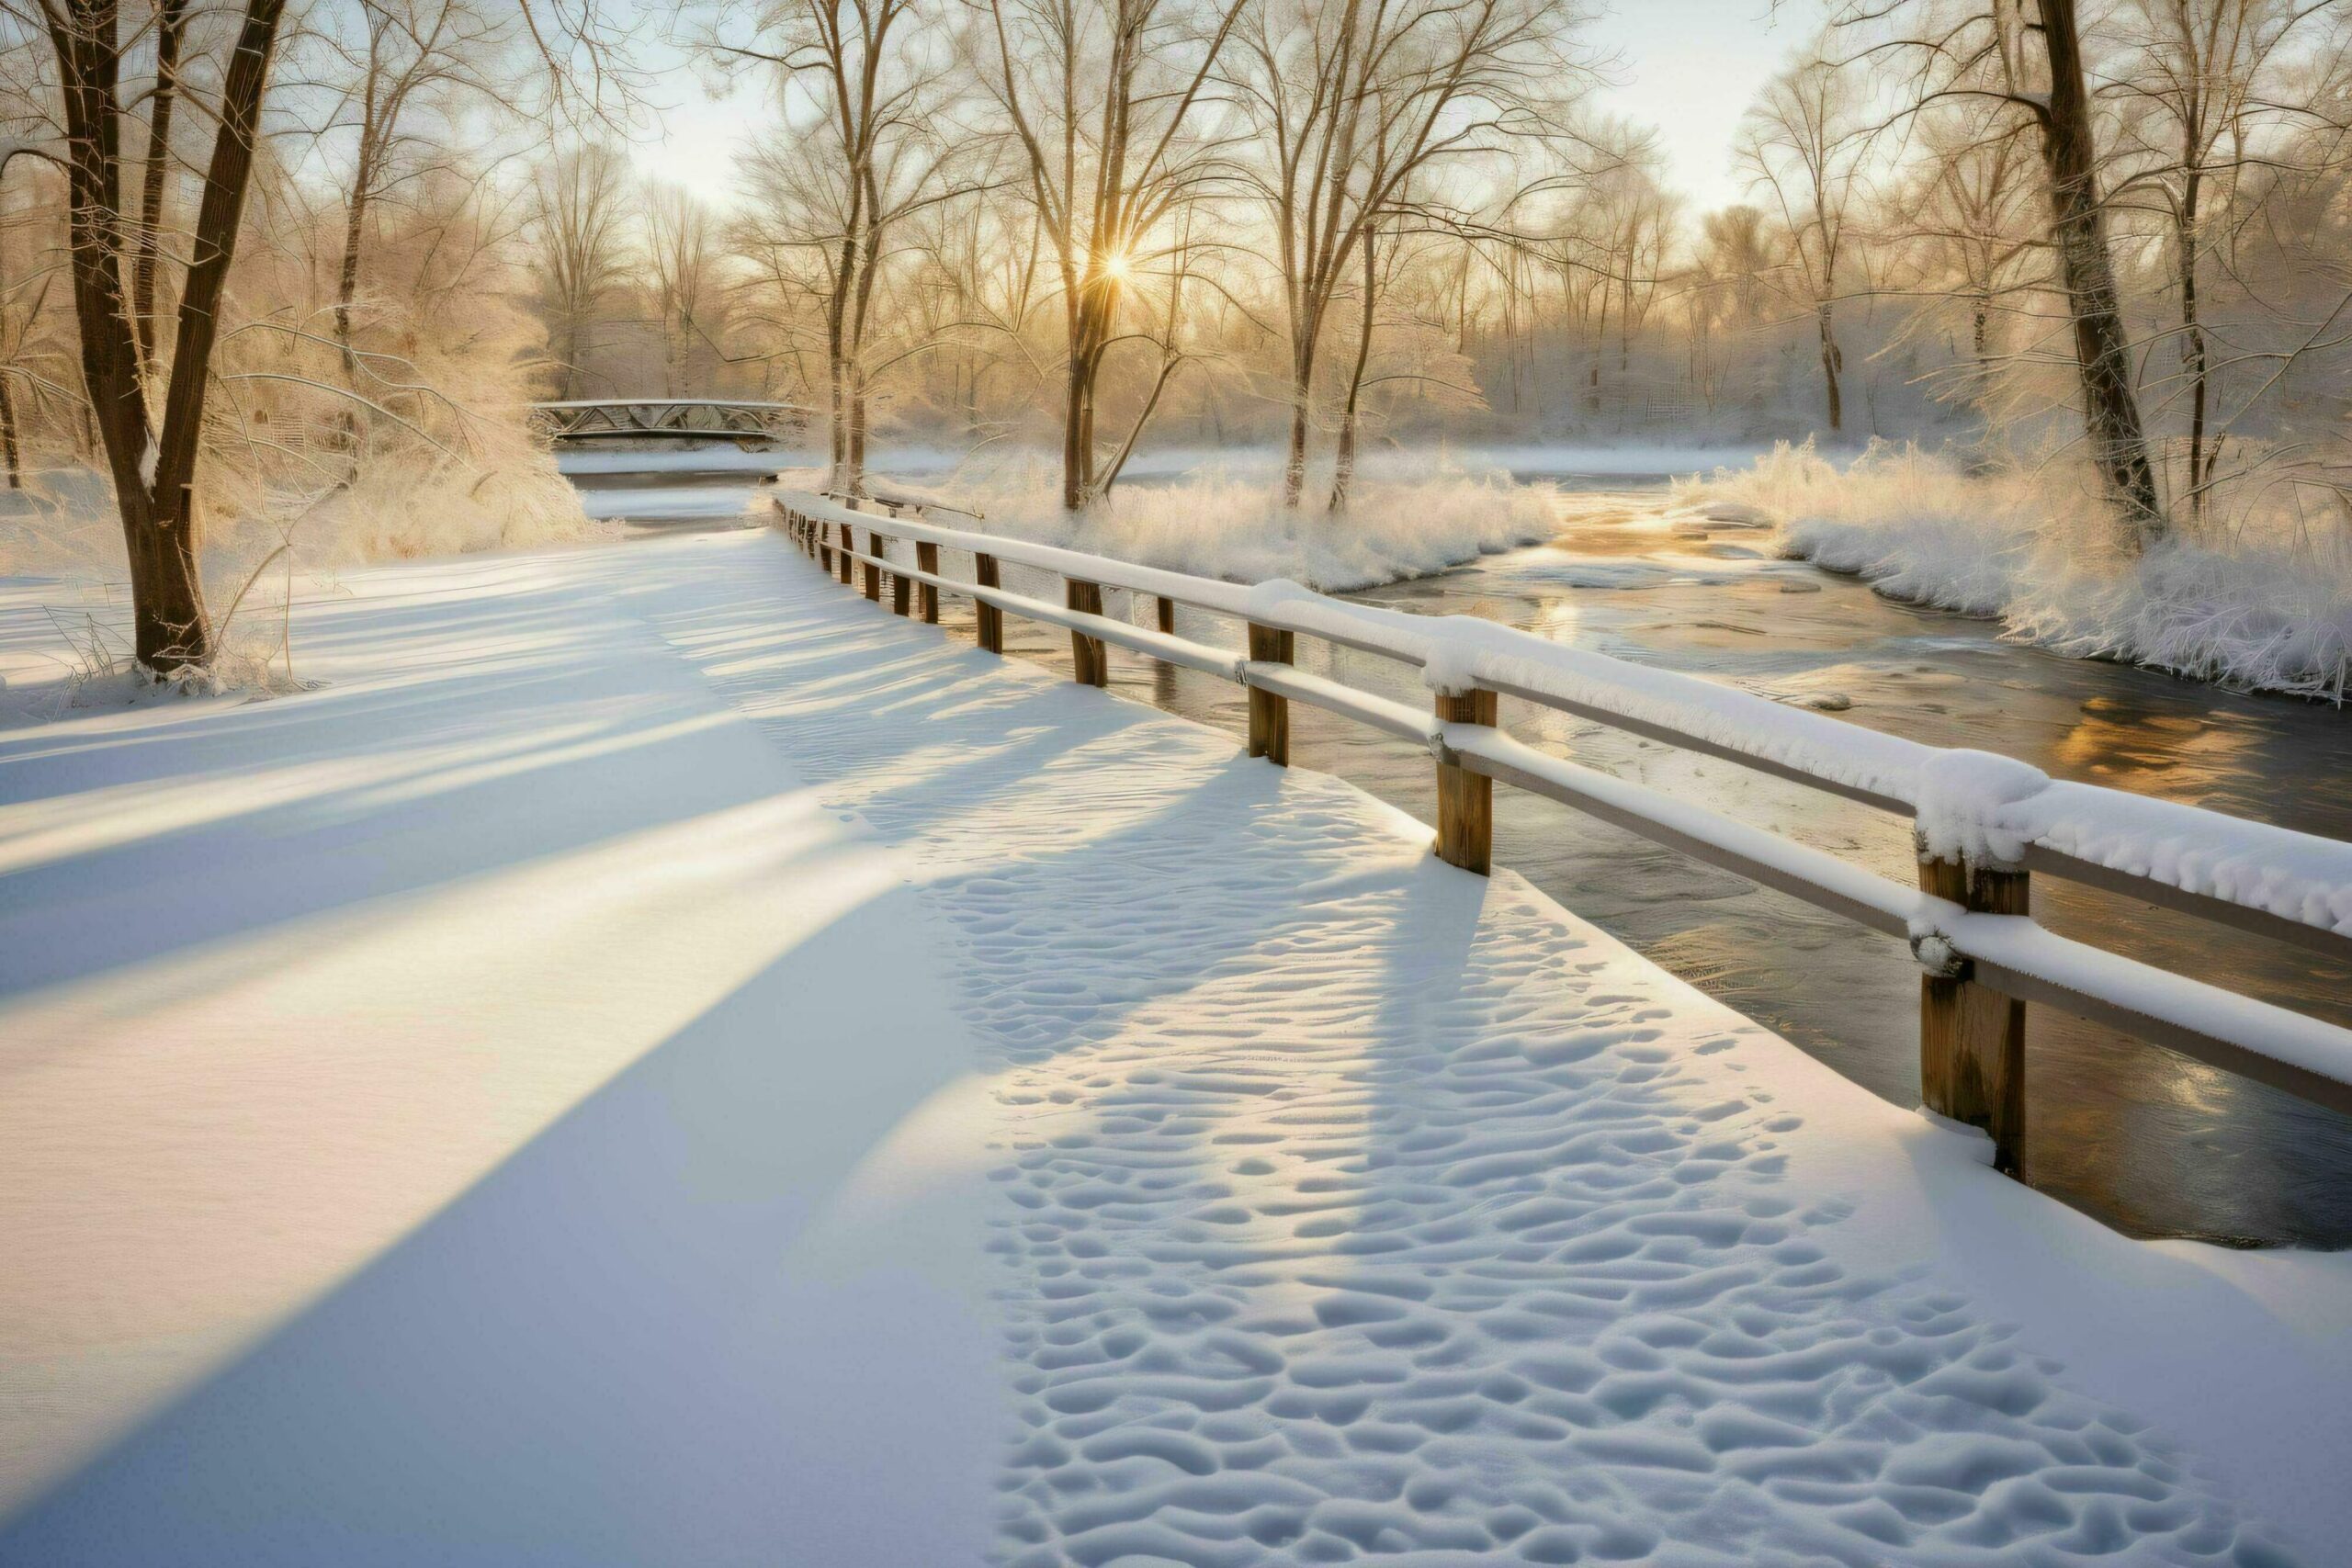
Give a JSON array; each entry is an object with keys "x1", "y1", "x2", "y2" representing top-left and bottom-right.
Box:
[
  {"x1": 5, "y1": 530, "x2": 2347, "y2": 1563},
  {"x1": 1679, "y1": 443, "x2": 2352, "y2": 703},
  {"x1": 800, "y1": 452, "x2": 1567, "y2": 592}
]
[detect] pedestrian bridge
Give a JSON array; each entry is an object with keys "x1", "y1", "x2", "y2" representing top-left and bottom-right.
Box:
[{"x1": 530, "y1": 399, "x2": 816, "y2": 446}]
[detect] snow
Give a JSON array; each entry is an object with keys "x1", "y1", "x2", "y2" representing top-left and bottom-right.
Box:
[
  {"x1": 1915, "y1": 749, "x2": 2052, "y2": 866},
  {"x1": 572, "y1": 483, "x2": 772, "y2": 523},
  {"x1": 4, "y1": 531, "x2": 2350, "y2": 1563},
  {"x1": 794, "y1": 488, "x2": 2352, "y2": 942},
  {"x1": 807, "y1": 451, "x2": 1566, "y2": 592},
  {"x1": 1679, "y1": 440, "x2": 2352, "y2": 702},
  {"x1": 554, "y1": 447, "x2": 798, "y2": 477}
]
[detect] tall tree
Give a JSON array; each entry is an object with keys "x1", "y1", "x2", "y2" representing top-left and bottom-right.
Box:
[
  {"x1": 30, "y1": 0, "x2": 290, "y2": 672},
  {"x1": 1235, "y1": 0, "x2": 1596, "y2": 506},
  {"x1": 975, "y1": 0, "x2": 1245, "y2": 511},
  {"x1": 527, "y1": 143, "x2": 636, "y2": 399},
  {"x1": 1739, "y1": 54, "x2": 1870, "y2": 434}
]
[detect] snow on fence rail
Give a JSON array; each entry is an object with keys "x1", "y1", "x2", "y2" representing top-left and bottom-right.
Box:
[{"x1": 774, "y1": 490, "x2": 2352, "y2": 1180}]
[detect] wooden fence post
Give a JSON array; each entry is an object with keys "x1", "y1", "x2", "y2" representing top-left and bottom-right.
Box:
[
  {"x1": 1067, "y1": 579, "x2": 1107, "y2": 686},
  {"x1": 892, "y1": 547, "x2": 912, "y2": 615},
  {"x1": 916, "y1": 542, "x2": 940, "y2": 623},
  {"x1": 1434, "y1": 689, "x2": 1498, "y2": 874},
  {"x1": 818, "y1": 520, "x2": 833, "y2": 574},
  {"x1": 1246, "y1": 624, "x2": 1293, "y2": 765},
  {"x1": 837, "y1": 524, "x2": 853, "y2": 584},
  {"x1": 976, "y1": 554, "x2": 1003, "y2": 653},
  {"x1": 1156, "y1": 595, "x2": 1176, "y2": 635},
  {"x1": 862, "y1": 530, "x2": 882, "y2": 602},
  {"x1": 1917, "y1": 847, "x2": 2030, "y2": 1178}
]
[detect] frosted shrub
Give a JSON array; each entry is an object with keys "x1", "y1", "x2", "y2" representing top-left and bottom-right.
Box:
[
  {"x1": 917, "y1": 451, "x2": 1561, "y2": 592},
  {"x1": 1678, "y1": 440, "x2": 2352, "y2": 701}
]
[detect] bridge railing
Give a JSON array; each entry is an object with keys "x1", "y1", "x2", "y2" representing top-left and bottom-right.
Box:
[
  {"x1": 530, "y1": 400, "x2": 816, "y2": 442},
  {"x1": 773, "y1": 490, "x2": 2352, "y2": 1183}
]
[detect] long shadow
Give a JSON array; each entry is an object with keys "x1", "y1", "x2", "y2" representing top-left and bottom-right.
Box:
[
  {"x1": 0, "y1": 569, "x2": 802, "y2": 998},
  {"x1": 0, "y1": 865, "x2": 1004, "y2": 1567}
]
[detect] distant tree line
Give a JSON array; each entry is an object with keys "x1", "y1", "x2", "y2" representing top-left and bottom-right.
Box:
[{"x1": 2, "y1": 0, "x2": 2348, "y2": 674}]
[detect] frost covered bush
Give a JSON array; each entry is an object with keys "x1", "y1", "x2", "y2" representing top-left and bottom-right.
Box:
[
  {"x1": 865, "y1": 451, "x2": 1560, "y2": 592},
  {"x1": 1678, "y1": 439, "x2": 2352, "y2": 701}
]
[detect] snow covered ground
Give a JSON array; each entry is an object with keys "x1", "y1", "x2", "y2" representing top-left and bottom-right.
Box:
[
  {"x1": 1680, "y1": 443, "x2": 2352, "y2": 702},
  {"x1": 3, "y1": 530, "x2": 2349, "y2": 1565}
]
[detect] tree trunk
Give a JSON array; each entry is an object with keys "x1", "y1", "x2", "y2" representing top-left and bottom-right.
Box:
[
  {"x1": 2034, "y1": 0, "x2": 2165, "y2": 547},
  {"x1": 1329, "y1": 230, "x2": 1376, "y2": 513},
  {"x1": 2176, "y1": 188, "x2": 2208, "y2": 523},
  {"x1": 0, "y1": 373, "x2": 20, "y2": 489},
  {"x1": 826, "y1": 209, "x2": 859, "y2": 492},
  {"x1": 131, "y1": 0, "x2": 187, "y2": 381},
  {"x1": 1815, "y1": 300, "x2": 1843, "y2": 433},
  {"x1": 1283, "y1": 391, "x2": 1310, "y2": 509},
  {"x1": 141, "y1": 0, "x2": 288, "y2": 671},
  {"x1": 1061, "y1": 352, "x2": 1088, "y2": 511}
]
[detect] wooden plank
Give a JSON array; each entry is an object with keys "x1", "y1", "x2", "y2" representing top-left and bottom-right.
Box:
[
  {"x1": 1435, "y1": 689, "x2": 1498, "y2": 874},
  {"x1": 976, "y1": 555, "x2": 1003, "y2": 653},
  {"x1": 1919, "y1": 853, "x2": 2030, "y2": 1179},
  {"x1": 837, "y1": 524, "x2": 854, "y2": 584},
  {"x1": 916, "y1": 542, "x2": 940, "y2": 623},
  {"x1": 892, "y1": 553, "x2": 912, "y2": 616},
  {"x1": 1156, "y1": 595, "x2": 1176, "y2": 636},
  {"x1": 1067, "y1": 579, "x2": 1107, "y2": 686},
  {"x1": 1246, "y1": 624, "x2": 1293, "y2": 765},
  {"x1": 862, "y1": 528, "x2": 882, "y2": 602}
]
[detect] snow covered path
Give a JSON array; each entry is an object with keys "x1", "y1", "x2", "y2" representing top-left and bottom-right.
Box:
[{"x1": 4, "y1": 530, "x2": 2349, "y2": 1565}]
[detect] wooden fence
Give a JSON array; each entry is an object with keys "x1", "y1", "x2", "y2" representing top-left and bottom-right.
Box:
[{"x1": 775, "y1": 491, "x2": 2352, "y2": 1183}]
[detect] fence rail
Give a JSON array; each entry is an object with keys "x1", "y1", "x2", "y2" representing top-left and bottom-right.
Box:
[{"x1": 773, "y1": 490, "x2": 2352, "y2": 1184}]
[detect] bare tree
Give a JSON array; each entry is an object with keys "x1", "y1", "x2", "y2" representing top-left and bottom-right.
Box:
[
  {"x1": 2109, "y1": 0, "x2": 2336, "y2": 518},
  {"x1": 713, "y1": 0, "x2": 968, "y2": 491},
  {"x1": 1740, "y1": 53, "x2": 1871, "y2": 434},
  {"x1": 1841, "y1": 0, "x2": 2168, "y2": 545},
  {"x1": 528, "y1": 143, "x2": 637, "y2": 399},
  {"x1": 1235, "y1": 0, "x2": 1596, "y2": 506},
  {"x1": 973, "y1": 0, "x2": 1245, "y2": 510},
  {"x1": 10, "y1": 0, "x2": 291, "y2": 672},
  {"x1": 643, "y1": 181, "x2": 726, "y2": 395},
  {"x1": 316, "y1": 0, "x2": 514, "y2": 376}
]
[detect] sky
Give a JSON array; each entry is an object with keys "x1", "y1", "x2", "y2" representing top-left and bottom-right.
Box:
[{"x1": 634, "y1": 0, "x2": 1822, "y2": 216}]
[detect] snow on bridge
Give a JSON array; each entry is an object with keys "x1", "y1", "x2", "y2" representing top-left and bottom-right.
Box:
[{"x1": 1, "y1": 529, "x2": 2348, "y2": 1564}]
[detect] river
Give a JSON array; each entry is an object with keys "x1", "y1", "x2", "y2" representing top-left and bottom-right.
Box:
[{"x1": 573, "y1": 456, "x2": 2352, "y2": 1248}]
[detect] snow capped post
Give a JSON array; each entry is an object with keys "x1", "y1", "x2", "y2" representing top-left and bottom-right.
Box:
[
  {"x1": 1245, "y1": 624, "x2": 1294, "y2": 766},
  {"x1": 861, "y1": 527, "x2": 883, "y2": 603},
  {"x1": 1432, "y1": 689, "x2": 1498, "y2": 874},
  {"x1": 838, "y1": 524, "x2": 854, "y2": 585},
  {"x1": 1421, "y1": 637, "x2": 1498, "y2": 875},
  {"x1": 1914, "y1": 752, "x2": 2042, "y2": 1178},
  {"x1": 1066, "y1": 580, "x2": 1108, "y2": 686}
]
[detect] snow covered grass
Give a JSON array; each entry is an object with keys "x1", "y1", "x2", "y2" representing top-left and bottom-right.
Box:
[
  {"x1": 1678, "y1": 441, "x2": 2352, "y2": 702},
  {"x1": 808, "y1": 450, "x2": 1565, "y2": 592},
  {"x1": 0, "y1": 444, "x2": 613, "y2": 706}
]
